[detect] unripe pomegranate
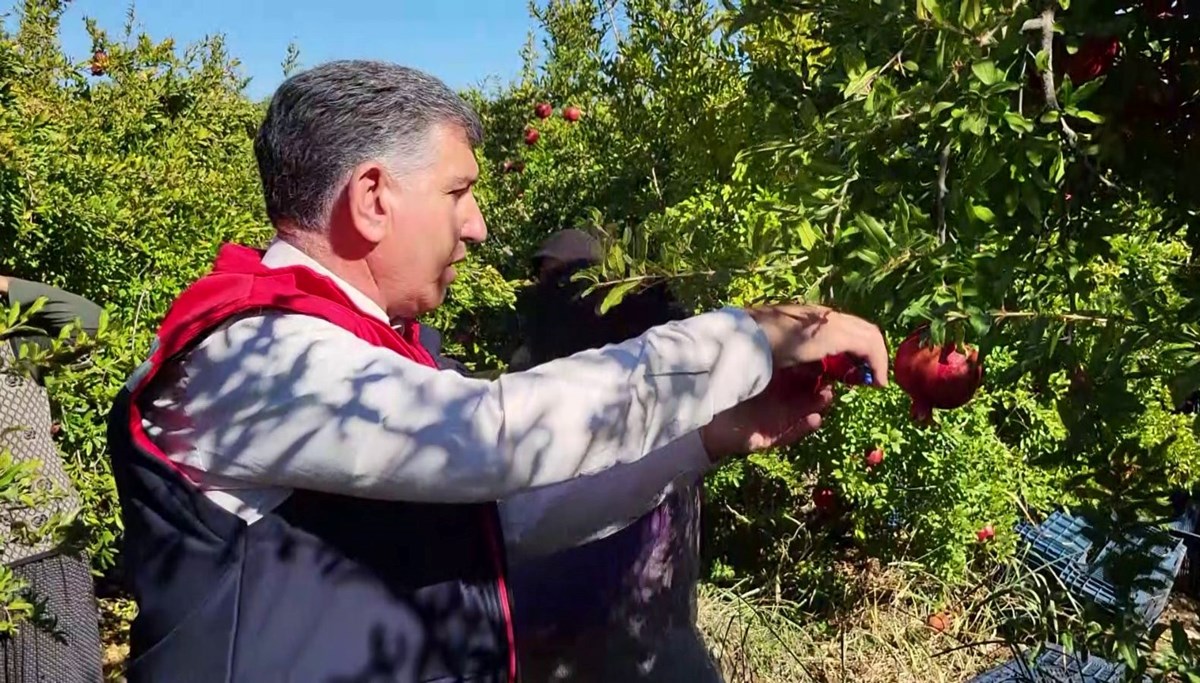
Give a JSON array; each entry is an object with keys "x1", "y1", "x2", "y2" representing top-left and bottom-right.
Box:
[
  {"x1": 894, "y1": 329, "x2": 983, "y2": 425},
  {"x1": 976, "y1": 524, "x2": 995, "y2": 543},
  {"x1": 534, "y1": 102, "x2": 552, "y2": 119},
  {"x1": 524, "y1": 127, "x2": 540, "y2": 146},
  {"x1": 865, "y1": 448, "x2": 884, "y2": 469},
  {"x1": 563, "y1": 105, "x2": 581, "y2": 122},
  {"x1": 90, "y1": 49, "x2": 109, "y2": 76}
]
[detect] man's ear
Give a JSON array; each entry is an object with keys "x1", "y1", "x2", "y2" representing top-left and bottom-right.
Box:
[{"x1": 346, "y1": 161, "x2": 393, "y2": 245}]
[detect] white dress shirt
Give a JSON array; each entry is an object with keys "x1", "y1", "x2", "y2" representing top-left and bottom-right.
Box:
[{"x1": 138, "y1": 239, "x2": 773, "y2": 560}]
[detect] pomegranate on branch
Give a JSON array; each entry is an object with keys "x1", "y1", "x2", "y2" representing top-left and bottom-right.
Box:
[
  {"x1": 894, "y1": 328, "x2": 984, "y2": 425},
  {"x1": 1063, "y1": 36, "x2": 1121, "y2": 85}
]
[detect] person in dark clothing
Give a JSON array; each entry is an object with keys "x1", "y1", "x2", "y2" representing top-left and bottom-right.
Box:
[
  {"x1": 509, "y1": 229, "x2": 691, "y2": 373},
  {"x1": 0, "y1": 275, "x2": 104, "y2": 683},
  {"x1": 503, "y1": 230, "x2": 723, "y2": 682}
]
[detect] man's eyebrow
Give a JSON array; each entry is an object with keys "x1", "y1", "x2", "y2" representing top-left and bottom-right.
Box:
[{"x1": 449, "y1": 175, "x2": 477, "y2": 187}]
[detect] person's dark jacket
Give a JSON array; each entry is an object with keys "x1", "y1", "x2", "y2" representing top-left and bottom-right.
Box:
[{"x1": 511, "y1": 262, "x2": 690, "y2": 370}]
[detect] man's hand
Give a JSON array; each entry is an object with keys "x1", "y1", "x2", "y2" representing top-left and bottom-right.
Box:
[
  {"x1": 700, "y1": 366, "x2": 835, "y2": 460},
  {"x1": 747, "y1": 304, "x2": 889, "y2": 386},
  {"x1": 699, "y1": 304, "x2": 889, "y2": 461},
  {"x1": 0, "y1": 275, "x2": 8, "y2": 295}
]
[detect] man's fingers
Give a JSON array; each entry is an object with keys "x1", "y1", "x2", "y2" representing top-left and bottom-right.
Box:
[
  {"x1": 857, "y1": 326, "x2": 890, "y2": 388},
  {"x1": 832, "y1": 315, "x2": 889, "y2": 388}
]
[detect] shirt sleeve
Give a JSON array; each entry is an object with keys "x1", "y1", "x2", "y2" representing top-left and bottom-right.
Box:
[
  {"x1": 498, "y1": 429, "x2": 711, "y2": 563},
  {"x1": 141, "y1": 306, "x2": 772, "y2": 503}
]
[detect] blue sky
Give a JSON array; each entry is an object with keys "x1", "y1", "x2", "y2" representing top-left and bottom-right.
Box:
[{"x1": 34, "y1": 0, "x2": 545, "y2": 99}]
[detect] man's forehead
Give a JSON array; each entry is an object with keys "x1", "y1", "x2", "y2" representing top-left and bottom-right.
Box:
[{"x1": 429, "y1": 124, "x2": 479, "y2": 178}]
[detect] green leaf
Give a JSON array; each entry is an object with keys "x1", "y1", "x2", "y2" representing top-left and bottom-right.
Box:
[
  {"x1": 794, "y1": 219, "x2": 819, "y2": 250},
  {"x1": 1049, "y1": 151, "x2": 1065, "y2": 184},
  {"x1": 854, "y1": 213, "x2": 892, "y2": 247},
  {"x1": 969, "y1": 309, "x2": 992, "y2": 337},
  {"x1": 1068, "y1": 76, "x2": 1106, "y2": 104},
  {"x1": 1003, "y1": 111, "x2": 1034, "y2": 134},
  {"x1": 1035, "y1": 49, "x2": 1051, "y2": 73},
  {"x1": 1072, "y1": 109, "x2": 1104, "y2": 124},
  {"x1": 969, "y1": 203, "x2": 996, "y2": 224},
  {"x1": 598, "y1": 280, "x2": 639, "y2": 315},
  {"x1": 970, "y1": 60, "x2": 1003, "y2": 86},
  {"x1": 962, "y1": 113, "x2": 987, "y2": 136}
]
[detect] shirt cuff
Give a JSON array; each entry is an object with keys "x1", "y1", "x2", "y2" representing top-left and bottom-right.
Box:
[{"x1": 689, "y1": 305, "x2": 774, "y2": 404}]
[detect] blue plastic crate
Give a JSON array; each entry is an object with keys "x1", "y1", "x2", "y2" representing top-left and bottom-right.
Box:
[
  {"x1": 1168, "y1": 497, "x2": 1200, "y2": 598},
  {"x1": 969, "y1": 643, "x2": 1137, "y2": 683},
  {"x1": 1059, "y1": 528, "x2": 1186, "y2": 627},
  {"x1": 1015, "y1": 511, "x2": 1094, "y2": 572}
]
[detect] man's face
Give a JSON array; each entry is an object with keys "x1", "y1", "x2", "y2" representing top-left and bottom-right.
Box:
[
  {"x1": 537, "y1": 257, "x2": 566, "y2": 282},
  {"x1": 369, "y1": 123, "x2": 487, "y2": 319}
]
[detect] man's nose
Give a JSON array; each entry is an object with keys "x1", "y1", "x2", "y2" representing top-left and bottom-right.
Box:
[{"x1": 462, "y1": 202, "x2": 488, "y2": 244}]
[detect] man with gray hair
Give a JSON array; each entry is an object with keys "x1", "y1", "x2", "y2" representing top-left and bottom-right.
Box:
[{"x1": 106, "y1": 60, "x2": 888, "y2": 682}]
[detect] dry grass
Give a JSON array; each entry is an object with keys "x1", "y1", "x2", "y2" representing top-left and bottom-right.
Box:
[{"x1": 695, "y1": 563, "x2": 1013, "y2": 683}]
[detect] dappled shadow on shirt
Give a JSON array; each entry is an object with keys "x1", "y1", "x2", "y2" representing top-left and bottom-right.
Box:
[{"x1": 139, "y1": 309, "x2": 732, "y2": 506}]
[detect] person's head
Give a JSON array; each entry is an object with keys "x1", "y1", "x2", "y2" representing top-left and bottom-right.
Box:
[
  {"x1": 530, "y1": 229, "x2": 602, "y2": 283},
  {"x1": 254, "y1": 60, "x2": 487, "y2": 320}
]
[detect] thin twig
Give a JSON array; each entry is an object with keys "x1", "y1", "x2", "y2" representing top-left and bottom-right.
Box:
[
  {"x1": 601, "y1": 0, "x2": 623, "y2": 45},
  {"x1": 936, "y1": 143, "x2": 951, "y2": 244}
]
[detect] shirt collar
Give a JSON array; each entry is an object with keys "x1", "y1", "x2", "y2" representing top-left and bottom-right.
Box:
[{"x1": 260, "y1": 238, "x2": 391, "y2": 324}]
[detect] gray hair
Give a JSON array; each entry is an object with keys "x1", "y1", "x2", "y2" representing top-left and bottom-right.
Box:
[{"x1": 254, "y1": 59, "x2": 484, "y2": 232}]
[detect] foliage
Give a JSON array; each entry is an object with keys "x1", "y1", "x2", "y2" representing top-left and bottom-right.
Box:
[
  {"x1": 2, "y1": 0, "x2": 1199, "y2": 676},
  {"x1": 464, "y1": 0, "x2": 1200, "y2": 674}
]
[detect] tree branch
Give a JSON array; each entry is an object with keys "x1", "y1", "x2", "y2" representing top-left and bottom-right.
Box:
[
  {"x1": 1034, "y1": 4, "x2": 1117, "y2": 189},
  {"x1": 937, "y1": 143, "x2": 950, "y2": 244}
]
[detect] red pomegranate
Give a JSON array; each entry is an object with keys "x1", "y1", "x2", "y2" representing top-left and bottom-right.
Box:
[
  {"x1": 893, "y1": 329, "x2": 983, "y2": 424},
  {"x1": 976, "y1": 525, "x2": 995, "y2": 543},
  {"x1": 813, "y1": 487, "x2": 836, "y2": 511},
  {"x1": 865, "y1": 448, "x2": 884, "y2": 469},
  {"x1": 1142, "y1": 0, "x2": 1176, "y2": 18},
  {"x1": 524, "y1": 127, "x2": 540, "y2": 146},
  {"x1": 562, "y1": 105, "x2": 581, "y2": 122},
  {"x1": 534, "y1": 102, "x2": 552, "y2": 119},
  {"x1": 1063, "y1": 37, "x2": 1120, "y2": 85},
  {"x1": 90, "y1": 49, "x2": 109, "y2": 76}
]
